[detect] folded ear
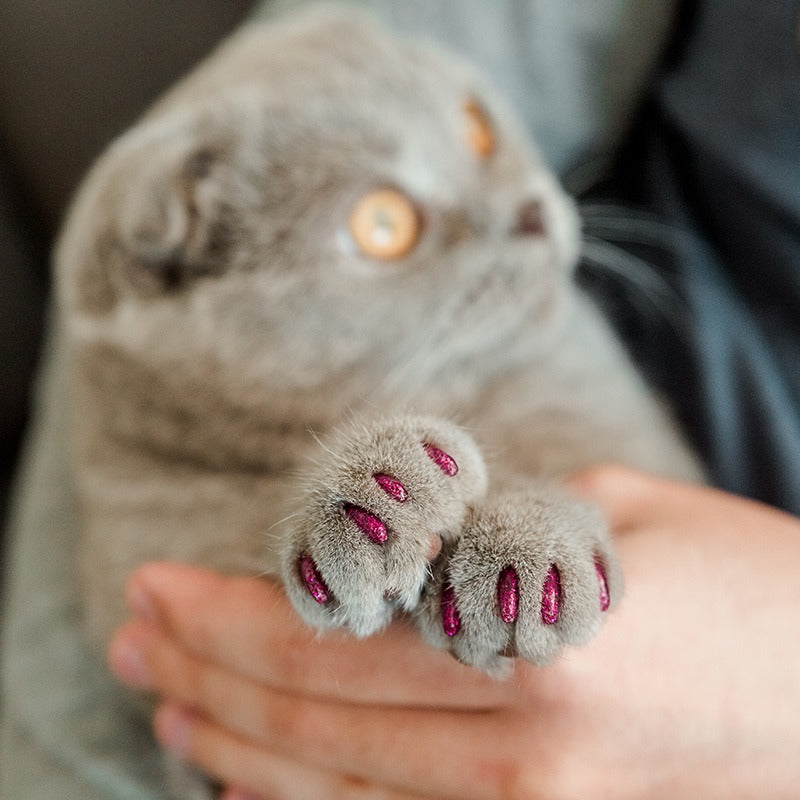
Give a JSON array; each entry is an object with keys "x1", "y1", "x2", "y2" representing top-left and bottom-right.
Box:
[
  {"x1": 115, "y1": 136, "x2": 235, "y2": 290},
  {"x1": 58, "y1": 126, "x2": 237, "y2": 315}
]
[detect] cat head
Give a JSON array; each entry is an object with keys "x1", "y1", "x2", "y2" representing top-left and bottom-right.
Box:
[{"x1": 58, "y1": 4, "x2": 580, "y2": 415}]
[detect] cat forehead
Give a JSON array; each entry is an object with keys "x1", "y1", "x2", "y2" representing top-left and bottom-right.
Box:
[
  {"x1": 251, "y1": 6, "x2": 483, "y2": 96},
  {"x1": 153, "y1": 9, "x2": 525, "y2": 205},
  {"x1": 261, "y1": 45, "x2": 483, "y2": 128},
  {"x1": 212, "y1": 8, "x2": 497, "y2": 143},
  {"x1": 229, "y1": 45, "x2": 500, "y2": 199}
]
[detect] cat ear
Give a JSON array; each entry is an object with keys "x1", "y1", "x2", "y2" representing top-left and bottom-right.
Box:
[
  {"x1": 58, "y1": 129, "x2": 239, "y2": 317},
  {"x1": 113, "y1": 138, "x2": 234, "y2": 293}
]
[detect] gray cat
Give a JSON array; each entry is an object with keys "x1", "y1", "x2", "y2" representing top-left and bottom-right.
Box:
[{"x1": 58, "y1": 2, "x2": 701, "y2": 690}]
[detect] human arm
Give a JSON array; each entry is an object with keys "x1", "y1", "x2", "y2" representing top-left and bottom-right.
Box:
[{"x1": 109, "y1": 466, "x2": 800, "y2": 799}]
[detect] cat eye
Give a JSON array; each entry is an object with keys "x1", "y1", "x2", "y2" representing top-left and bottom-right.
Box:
[
  {"x1": 348, "y1": 188, "x2": 421, "y2": 260},
  {"x1": 464, "y1": 98, "x2": 495, "y2": 158}
]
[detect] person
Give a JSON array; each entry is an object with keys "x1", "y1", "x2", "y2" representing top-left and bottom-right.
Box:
[
  {"x1": 3, "y1": 0, "x2": 799, "y2": 798},
  {"x1": 109, "y1": 474, "x2": 800, "y2": 798}
]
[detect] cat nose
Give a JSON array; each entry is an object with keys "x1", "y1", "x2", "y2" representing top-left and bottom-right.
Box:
[{"x1": 514, "y1": 199, "x2": 546, "y2": 236}]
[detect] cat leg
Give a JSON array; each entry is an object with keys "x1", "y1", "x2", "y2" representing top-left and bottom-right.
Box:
[
  {"x1": 415, "y1": 484, "x2": 622, "y2": 675},
  {"x1": 280, "y1": 416, "x2": 488, "y2": 636}
]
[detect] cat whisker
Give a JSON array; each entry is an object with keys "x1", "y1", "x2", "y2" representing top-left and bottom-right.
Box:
[
  {"x1": 265, "y1": 511, "x2": 303, "y2": 534},
  {"x1": 254, "y1": 567, "x2": 275, "y2": 580},
  {"x1": 581, "y1": 235, "x2": 682, "y2": 302},
  {"x1": 580, "y1": 202, "x2": 687, "y2": 247},
  {"x1": 580, "y1": 202, "x2": 704, "y2": 284},
  {"x1": 307, "y1": 427, "x2": 338, "y2": 459},
  {"x1": 580, "y1": 235, "x2": 689, "y2": 338}
]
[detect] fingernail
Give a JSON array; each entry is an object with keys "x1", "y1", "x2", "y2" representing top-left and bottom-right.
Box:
[
  {"x1": 128, "y1": 581, "x2": 162, "y2": 624},
  {"x1": 155, "y1": 703, "x2": 191, "y2": 758},
  {"x1": 108, "y1": 633, "x2": 152, "y2": 689}
]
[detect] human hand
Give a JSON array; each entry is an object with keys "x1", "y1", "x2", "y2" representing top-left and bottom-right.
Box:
[{"x1": 108, "y1": 466, "x2": 800, "y2": 799}]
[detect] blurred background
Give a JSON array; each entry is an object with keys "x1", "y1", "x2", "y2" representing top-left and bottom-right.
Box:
[{"x1": 0, "y1": 0, "x2": 257, "y2": 538}]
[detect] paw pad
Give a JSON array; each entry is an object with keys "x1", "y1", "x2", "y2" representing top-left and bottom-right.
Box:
[
  {"x1": 345, "y1": 504, "x2": 388, "y2": 544},
  {"x1": 424, "y1": 444, "x2": 458, "y2": 476},
  {"x1": 540, "y1": 565, "x2": 561, "y2": 625},
  {"x1": 299, "y1": 555, "x2": 331, "y2": 604}
]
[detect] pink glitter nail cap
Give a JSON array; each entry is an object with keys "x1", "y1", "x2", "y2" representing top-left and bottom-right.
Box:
[
  {"x1": 374, "y1": 473, "x2": 408, "y2": 502},
  {"x1": 595, "y1": 556, "x2": 610, "y2": 612},
  {"x1": 541, "y1": 565, "x2": 561, "y2": 625},
  {"x1": 345, "y1": 504, "x2": 388, "y2": 544},
  {"x1": 424, "y1": 444, "x2": 459, "y2": 476},
  {"x1": 497, "y1": 565, "x2": 519, "y2": 623},
  {"x1": 299, "y1": 555, "x2": 330, "y2": 604},
  {"x1": 441, "y1": 582, "x2": 461, "y2": 637}
]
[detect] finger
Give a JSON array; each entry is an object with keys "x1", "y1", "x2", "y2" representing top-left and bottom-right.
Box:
[
  {"x1": 125, "y1": 563, "x2": 516, "y2": 709},
  {"x1": 564, "y1": 463, "x2": 682, "y2": 531},
  {"x1": 157, "y1": 703, "x2": 435, "y2": 800},
  {"x1": 111, "y1": 623, "x2": 514, "y2": 800},
  {"x1": 567, "y1": 464, "x2": 800, "y2": 538}
]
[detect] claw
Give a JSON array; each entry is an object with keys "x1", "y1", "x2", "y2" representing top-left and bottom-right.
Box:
[
  {"x1": 541, "y1": 565, "x2": 561, "y2": 625},
  {"x1": 299, "y1": 555, "x2": 331, "y2": 604},
  {"x1": 441, "y1": 582, "x2": 461, "y2": 637},
  {"x1": 497, "y1": 566, "x2": 519, "y2": 623},
  {"x1": 345, "y1": 504, "x2": 388, "y2": 544},
  {"x1": 595, "y1": 556, "x2": 610, "y2": 612},
  {"x1": 374, "y1": 473, "x2": 408, "y2": 502},
  {"x1": 424, "y1": 443, "x2": 459, "y2": 476}
]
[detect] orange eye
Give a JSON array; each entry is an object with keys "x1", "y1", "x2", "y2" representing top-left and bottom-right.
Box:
[
  {"x1": 348, "y1": 188, "x2": 420, "y2": 260},
  {"x1": 464, "y1": 98, "x2": 495, "y2": 158}
]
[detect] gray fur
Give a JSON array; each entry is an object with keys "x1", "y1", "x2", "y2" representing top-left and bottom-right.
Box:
[{"x1": 58, "y1": 2, "x2": 702, "y2": 689}]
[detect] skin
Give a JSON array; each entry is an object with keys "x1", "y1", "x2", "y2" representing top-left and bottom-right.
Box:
[{"x1": 108, "y1": 465, "x2": 800, "y2": 799}]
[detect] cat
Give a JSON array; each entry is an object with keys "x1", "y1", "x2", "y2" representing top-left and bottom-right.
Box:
[{"x1": 58, "y1": 2, "x2": 702, "y2": 691}]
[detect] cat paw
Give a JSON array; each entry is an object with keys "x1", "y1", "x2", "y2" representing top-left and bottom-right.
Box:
[
  {"x1": 416, "y1": 486, "x2": 621, "y2": 674},
  {"x1": 280, "y1": 416, "x2": 488, "y2": 636}
]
